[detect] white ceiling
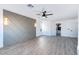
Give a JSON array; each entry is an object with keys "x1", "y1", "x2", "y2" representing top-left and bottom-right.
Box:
[{"x1": 0, "y1": 4, "x2": 78, "y2": 20}]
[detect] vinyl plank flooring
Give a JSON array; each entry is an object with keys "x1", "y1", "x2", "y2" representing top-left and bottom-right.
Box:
[{"x1": 0, "y1": 36, "x2": 78, "y2": 55}]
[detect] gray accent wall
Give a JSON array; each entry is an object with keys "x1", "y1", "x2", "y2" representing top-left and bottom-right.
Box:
[{"x1": 3, "y1": 10, "x2": 36, "y2": 47}]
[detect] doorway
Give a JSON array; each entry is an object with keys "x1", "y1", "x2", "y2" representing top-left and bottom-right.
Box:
[{"x1": 56, "y1": 23, "x2": 61, "y2": 36}]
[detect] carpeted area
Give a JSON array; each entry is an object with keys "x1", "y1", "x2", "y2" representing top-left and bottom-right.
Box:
[{"x1": 0, "y1": 36, "x2": 78, "y2": 55}]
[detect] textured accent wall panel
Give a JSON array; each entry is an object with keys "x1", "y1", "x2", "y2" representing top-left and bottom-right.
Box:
[{"x1": 3, "y1": 10, "x2": 36, "y2": 47}]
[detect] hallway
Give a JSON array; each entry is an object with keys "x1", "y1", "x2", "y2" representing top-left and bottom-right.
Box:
[{"x1": 0, "y1": 36, "x2": 77, "y2": 55}]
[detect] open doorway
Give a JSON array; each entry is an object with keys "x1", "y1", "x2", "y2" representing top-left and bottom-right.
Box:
[{"x1": 56, "y1": 23, "x2": 61, "y2": 36}]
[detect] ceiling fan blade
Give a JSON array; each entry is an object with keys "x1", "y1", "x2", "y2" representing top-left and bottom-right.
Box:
[{"x1": 46, "y1": 14, "x2": 53, "y2": 16}]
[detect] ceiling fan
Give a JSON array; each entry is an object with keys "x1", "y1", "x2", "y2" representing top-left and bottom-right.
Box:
[
  {"x1": 36, "y1": 9, "x2": 53, "y2": 18},
  {"x1": 27, "y1": 5, "x2": 53, "y2": 18}
]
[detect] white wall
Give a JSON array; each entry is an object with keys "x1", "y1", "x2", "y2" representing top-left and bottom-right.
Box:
[
  {"x1": 36, "y1": 20, "x2": 42, "y2": 36},
  {"x1": 77, "y1": 9, "x2": 79, "y2": 55},
  {"x1": 36, "y1": 19, "x2": 56, "y2": 36},
  {"x1": 41, "y1": 20, "x2": 56, "y2": 36},
  {"x1": 36, "y1": 18, "x2": 78, "y2": 38},
  {"x1": 61, "y1": 19, "x2": 78, "y2": 37},
  {"x1": 0, "y1": 9, "x2": 3, "y2": 48}
]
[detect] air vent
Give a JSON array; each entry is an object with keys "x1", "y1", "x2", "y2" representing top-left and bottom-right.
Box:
[{"x1": 27, "y1": 4, "x2": 34, "y2": 8}]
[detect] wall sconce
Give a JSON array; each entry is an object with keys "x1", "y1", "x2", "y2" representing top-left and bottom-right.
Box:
[
  {"x1": 4, "y1": 17, "x2": 9, "y2": 25},
  {"x1": 34, "y1": 23, "x2": 36, "y2": 27}
]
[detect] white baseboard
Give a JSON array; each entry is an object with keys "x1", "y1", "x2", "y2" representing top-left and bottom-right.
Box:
[
  {"x1": 0, "y1": 45, "x2": 3, "y2": 49},
  {"x1": 77, "y1": 47, "x2": 79, "y2": 55},
  {"x1": 77, "y1": 50, "x2": 79, "y2": 55}
]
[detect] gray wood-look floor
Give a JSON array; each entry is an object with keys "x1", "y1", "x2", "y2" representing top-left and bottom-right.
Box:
[{"x1": 0, "y1": 36, "x2": 78, "y2": 55}]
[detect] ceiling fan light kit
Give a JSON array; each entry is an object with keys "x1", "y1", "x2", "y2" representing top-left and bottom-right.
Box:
[{"x1": 37, "y1": 10, "x2": 53, "y2": 18}]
